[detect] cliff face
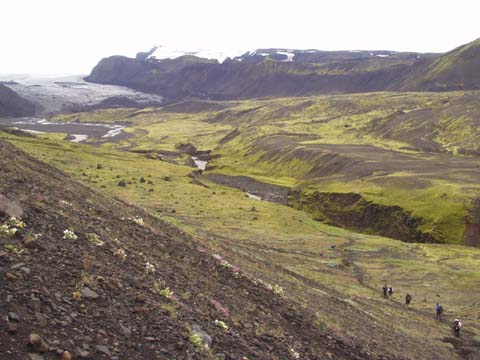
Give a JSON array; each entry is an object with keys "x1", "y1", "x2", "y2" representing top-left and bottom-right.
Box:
[
  {"x1": 84, "y1": 49, "x2": 432, "y2": 101},
  {"x1": 288, "y1": 190, "x2": 437, "y2": 243},
  {"x1": 85, "y1": 39, "x2": 480, "y2": 101},
  {"x1": 0, "y1": 84, "x2": 36, "y2": 117}
]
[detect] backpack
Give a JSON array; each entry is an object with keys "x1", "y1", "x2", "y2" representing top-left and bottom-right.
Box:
[{"x1": 438, "y1": 305, "x2": 443, "y2": 313}]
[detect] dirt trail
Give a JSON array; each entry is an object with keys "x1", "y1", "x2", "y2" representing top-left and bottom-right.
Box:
[
  {"x1": 340, "y1": 237, "x2": 369, "y2": 288},
  {"x1": 464, "y1": 199, "x2": 480, "y2": 246}
]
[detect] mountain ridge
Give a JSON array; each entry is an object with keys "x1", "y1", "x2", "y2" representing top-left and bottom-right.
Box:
[{"x1": 85, "y1": 38, "x2": 480, "y2": 101}]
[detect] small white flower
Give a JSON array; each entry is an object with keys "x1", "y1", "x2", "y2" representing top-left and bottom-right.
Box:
[
  {"x1": 273, "y1": 284, "x2": 285, "y2": 297},
  {"x1": 63, "y1": 229, "x2": 78, "y2": 240},
  {"x1": 1, "y1": 224, "x2": 17, "y2": 236},
  {"x1": 1, "y1": 217, "x2": 26, "y2": 237},
  {"x1": 86, "y1": 233, "x2": 104, "y2": 246},
  {"x1": 189, "y1": 333, "x2": 205, "y2": 348},
  {"x1": 145, "y1": 261, "x2": 155, "y2": 274},
  {"x1": 114, "y1": 248, "x2": 127, "y2": 260},
  {"x1": 220, "y1": 260, "x2": 233, "y2": 268},
  {"x1": 129, "y1": 217, "x2": 144, "y2": 225},
  {"x1": 256, "y1": 279, "x2": 273, "y2": 291},
  {"x1": 6, "y1": 217, "x2": 25, "y2": 229},
  {"x1": 289, "y1": 348, "x2": 300, "y2": 359},
  {"x1": 60, "y1": 200, "x2": 73, "y2": 206},
  {"x1": 158, "y1": 287, "x2": 174, "y2": 299},
  {"x1": 214, "y1": 320, "x2": 228, "y2": 331}
]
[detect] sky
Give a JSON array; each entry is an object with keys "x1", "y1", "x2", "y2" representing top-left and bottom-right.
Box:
[{"x1": 1, "y1": 0, "x2": 479, "y2": 74}]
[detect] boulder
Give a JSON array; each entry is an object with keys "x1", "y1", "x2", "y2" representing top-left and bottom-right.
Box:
[
  {"x1": 0, "y1": 194, "x2": 23, "y2": 218},
  {"x1": 27, "y1": 333, "x2": 49, "y2": 353},
  {"x1": 81, "y1": 287, "x2": 99, "y2": 299}
]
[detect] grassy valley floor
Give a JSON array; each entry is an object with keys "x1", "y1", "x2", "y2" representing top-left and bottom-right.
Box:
[
  {"x1": 52, "y1": 92, "x2": 480, "y2": 244},
  {"x1": 2, "y1": 128, "x2": 480, "y2": 359}
]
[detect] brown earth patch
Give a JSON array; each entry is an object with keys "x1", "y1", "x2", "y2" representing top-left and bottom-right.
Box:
[{"x1": 205, "y1": 173, "x2": 290, "y2": 205}]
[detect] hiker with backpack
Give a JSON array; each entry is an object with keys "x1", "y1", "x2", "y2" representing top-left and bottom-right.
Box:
[
  {"x1": 452, "y1": 319, "x2": 462, "y2": 337},
  {"x1": 405, "y1": 293, "x2": 412, "y2": 305},
  {"x1": 388, "y1": 286, "x2": 394, "y2": 297},
  {"x1": 435, "y1": 303, "x2": 443, "y2": 320}
]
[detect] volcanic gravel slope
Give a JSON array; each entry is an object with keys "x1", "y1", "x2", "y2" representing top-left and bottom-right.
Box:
[{"x1": 0, "y1": 138, "x2": 378, "y2": 359}]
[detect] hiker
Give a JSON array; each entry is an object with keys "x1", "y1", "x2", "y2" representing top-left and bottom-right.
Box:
[
  {"x1": 452, "y1": 319, "x2": 462, "y2": 337},
  {"x1": 388, "y1": 286, "x2": 394, "y2": 297},
  {"x1": 405, "y1": 293, "x2": 412, "y2": 305},
  {"x1": 435, "y1": 303, "x2": 443, "y2": 320},
  {"x1": 382, "y1": 284, "x2": 388, "y2": 298}
]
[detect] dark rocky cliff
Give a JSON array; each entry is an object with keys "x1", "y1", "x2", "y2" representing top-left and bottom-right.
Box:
[
  {"x1": 86, "y1": 39, "x2": 480, "y2": 101},
  {"x1": 84, "y1": 49, "x2": 433, "y2": 101}
]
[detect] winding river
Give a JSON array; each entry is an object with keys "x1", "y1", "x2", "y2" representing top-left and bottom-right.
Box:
[{"x1": 0, "y1": 117, "x2": 125, "y2": 142}]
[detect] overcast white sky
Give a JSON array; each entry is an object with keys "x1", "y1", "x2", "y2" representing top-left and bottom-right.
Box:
[{"x1": 1, "y1": 0, "x2": 479, "y2": 74}]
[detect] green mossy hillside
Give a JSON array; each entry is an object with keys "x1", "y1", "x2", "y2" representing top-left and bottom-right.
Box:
[{"x1": 49, "y1": 92, "x2": 480, "y2": 244}]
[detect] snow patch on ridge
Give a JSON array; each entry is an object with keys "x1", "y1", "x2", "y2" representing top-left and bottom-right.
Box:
[
  {"x1": 277, "y1": 50, "x2": 295, "y2": 62},
  {"x1": 148, "y1": 45, "x2": 245, "y2": 63}
]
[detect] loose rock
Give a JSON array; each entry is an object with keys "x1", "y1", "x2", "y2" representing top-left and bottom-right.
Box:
[
  {"x1": 0, "y1": 193, "x2": 23, "y2": 218},
  {"x1": 96, "y1": 344, "x2": 111, "y2": 356},
  {"x1": 35, "y1": 312, "x2": 48, "y2": 327},
  {"x1": 31, "y1": 298, "x2": 42, "y2": 312},
  {"x1": 61, "y1": 351, "x2": 72, "y2": 360},
  {"x1": 20, "y1": 266, "x2": 31, "y2": 275},
  {"x1": 81, "y1": 287, "x2": 99, "y2": 299},
  {"x1": 4, "y1": 272, "x2": 17, "y2": 281},
  {"x1": 29, "y1": 354, "x2": 45, "y2": 360},
  {"x1": 120, "y1": 324, "x2": 132, "y2": 337},
  {"x1": 76, "y1": 349, "x2": 90, "y2": 358},
  {"x1": 8, "y1": 312, "x2": 20, "y2": 322},
  {"x1": 27, "y1": 333, "x2": 49, "y2": 353},
  {"x1": 7, "y1": 322, "x2": 18, "y2": 334}
]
